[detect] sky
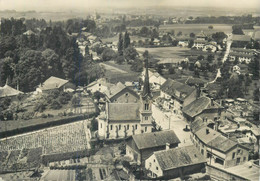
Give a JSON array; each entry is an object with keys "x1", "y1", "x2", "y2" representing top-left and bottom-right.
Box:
[{"x1": 0, "y1": 0, "x2": 259, "y2": 11}]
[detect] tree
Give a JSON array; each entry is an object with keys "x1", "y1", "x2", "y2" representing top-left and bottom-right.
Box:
[
  {"x1": 101, "y1": 48, "x2": 116, "y2": 61},
  {"x1": 115, "y1": 55, "x2": 124, "y2": 64},
  {"x1": 232, "y1": 25, "x2": 244, "y2": 35},
  {"x1": 190, "y1": 33, "x2": 195, "y2": 38},
  {"x1": 177, "y1": 31, "x2": 182, "y2": 36},
  {"x1": 208, "y1": 25, "x2": 213, "y2": 29},
  {"x1": 123, "y1": 31, "x2": 130, "y2": 49},
  {"x1": 124, "y1": 46, "x2": 138, "y2": 61},
  {"x1": 118, "y1": 33, "x2": 123, "y2": 56}
]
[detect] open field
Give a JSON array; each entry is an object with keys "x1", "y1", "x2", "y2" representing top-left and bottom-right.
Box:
[
  {"x1": 0, "y1": 120, "x2": 90, "y2": 154},
  {"x1": 159, "y1": 24, "x2": 233, "y2": 35},
  {"x1": 136, "y1": 47, "x2": 190, "y2": 63}
]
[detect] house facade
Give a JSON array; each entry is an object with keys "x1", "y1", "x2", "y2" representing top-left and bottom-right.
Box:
[
  {"x1": 160, "y1": 79, "x2": 197, "y2": 115},
  {"x1": 191, "y1": 126, "x2": 250, "y2": 168}
]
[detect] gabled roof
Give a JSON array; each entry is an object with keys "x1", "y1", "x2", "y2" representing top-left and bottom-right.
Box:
[
  {"x1": 0, "y1": 85, "x2": 23, "y2": 98},
  {"x1": 208, "y1": 134, "x2": 237, "y2": 153},
  {"x1": 161, "y1": 79, "x2": 196, "y2": 101},
  {"x1": 105, "y1": 82, "x2": 126, "y2": 99},
  {"x1": 154, "y1": 145, "x2": 206, "y2": 171},
  {"x1": 182, "y1": 97, "x2": 222, "y2": 118},
  {"x1": 190, "y1": 117, "x2": 208, "y2": 133},
  {"x1": 107, "y1": 103, "x2": 140, "y2": 121},
  {"x1": 195, "y1": 127, "x2": 221, "y2": 144},
  {"x1": 39, "y1": 76, "x2": 69, "y2": 91},
  {"x1": 132, "y1": 130, "x2": 180, "y2": 150},
  {"x1": 232, "y1": 35, "x2": 251, "y2": 42}
]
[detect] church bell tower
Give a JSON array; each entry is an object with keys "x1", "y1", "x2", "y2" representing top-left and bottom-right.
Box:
[{"x1": 140, "y1": 57, "x2": 153, "y2": 132}]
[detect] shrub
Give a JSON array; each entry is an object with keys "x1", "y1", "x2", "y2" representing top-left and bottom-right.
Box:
[{"x1": 41, "y1": 114, "x2": 47, "y2": 118}]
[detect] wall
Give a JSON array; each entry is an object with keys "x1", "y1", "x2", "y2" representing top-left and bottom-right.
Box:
[
  {"x1": 206, "y1": 165, "x2": 247, "y2": 181},
  {"x1": 106, "y1": 121, "x2": 142, "y2": 139},
  {"x1": 145, "y1": 154, "x2": 163, "y2": 178},
  {"x1": 164, "y1": 163, "x2": 205, "y2": 180},
  {"x1": 225, "y1": 145, "x2": 249, "y2": 168},
  {"x1": 110, "y1": 88, "x2": 139, "y2": 103}
]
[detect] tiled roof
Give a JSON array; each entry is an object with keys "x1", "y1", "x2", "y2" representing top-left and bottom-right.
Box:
[
  {"x1": 105, "y1": 82, "x2": 126, "y2": 99},
  {"x1": 190, "y1": 117, "x2": 208, "y2": 133},
  {"x1": 132, "y1": 130, "x2": 180, "y2": 150},
  {"x1": 161, "y1": 79, "x2": 196, "y2": 101},
  {"x1": 0, "y1": 85, "x2": 23, "y2": 98},
  {"x1": 232, "y1": 35, "x2": 251, "y2": 42},
  {"x1": 182, "y1": 97, "x2": 221, "y2": 118},
  {"x1": 39, "y1": 76, "x2": 69, "y2": 91},
  {"x1": 208, "y1": 134, "x2": 237, "y2": 153},
  {"x1": 195, "y1": 127, "x2": 221, "y2": 144},
  {"x1": 154, "y1": 145, "x2": 206, "y2": 171},
  {"x1": 107, "y1": 103, "x2": 140, "y2": 121}
]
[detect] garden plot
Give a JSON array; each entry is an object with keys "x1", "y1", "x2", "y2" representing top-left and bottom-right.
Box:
[{"x1": 0, "y1": 120, "x2": 90, "y2": 155}]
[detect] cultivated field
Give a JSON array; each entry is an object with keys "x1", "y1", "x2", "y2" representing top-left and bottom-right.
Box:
[
  {"x1": 0, "y1": 120, "x2": 90, "y2": 155},
  {"x1": 159, "y1": 24, "x2": 233, "y2": 35},
  {"x1": 136, "y1": 47, "x2": 190, "y2": 63}
]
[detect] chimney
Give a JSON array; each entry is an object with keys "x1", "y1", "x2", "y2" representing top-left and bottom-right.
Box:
[
  {"x1": 206, "y1": 128, "x2": 210, "y2": 135},
  {"x1": 196, "y1": 84, "x2": 201, "y2": 98},
  {"x1": 166, "y1": 143, "x2": 170, "y2": 150},
  {"x1": 211, "y1": 98, "x2": 214, "y2": 106}
]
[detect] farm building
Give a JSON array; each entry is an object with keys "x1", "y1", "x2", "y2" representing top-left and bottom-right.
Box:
[
  {"x1": 145, "y1": 145, "x2": 206, "y2": 179},
  {"x1": 126, "y1": 130, "x2": 180, "y2": 165},
  {"x1": 36, "y1": 76, "x2": 75, "y2": 93},
  {"x1": 0, "y1": 84, "x2": 23, "y2": 99}
]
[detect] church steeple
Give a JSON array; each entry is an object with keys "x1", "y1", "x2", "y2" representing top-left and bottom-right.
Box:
[{"x1": 142, "y1": 57, "x2": 151, "y2": 98}]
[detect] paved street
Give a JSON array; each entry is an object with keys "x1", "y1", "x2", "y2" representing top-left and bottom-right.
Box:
[{"x1": 152, "y1": 104, "x2": 193, "y2": 147}]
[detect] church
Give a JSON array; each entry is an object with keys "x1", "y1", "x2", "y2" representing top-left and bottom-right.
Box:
[{"x1": 97, "y1": 58, "x2": 154, "y2": 139}]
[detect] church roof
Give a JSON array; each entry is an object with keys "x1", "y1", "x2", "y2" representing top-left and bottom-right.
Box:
[
  {"x1": 107, "y1": 103, "x2": 140, "y2": 121},
  {"x1": 142, "y1": 57, "x2": 152, "y2": 98}
]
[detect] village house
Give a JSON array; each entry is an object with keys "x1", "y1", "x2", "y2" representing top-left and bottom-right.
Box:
[
  {"x1": 245, "y1": 128, "x2": 260, "y2": 154},
  {"x1": 0, "y1": 84, "x2": 23, "y2": 99},
  {"x1": 86, "y1": 78, "x2": 113, "y2": 94},
  {"x1": 229, "y1": 52, "x2": 254, "y2": 64},
  {"x1": 231, "y1": 35, "x2": 251, "y2": 48},
  {"x1": 203, "y1": 43, "x2": 218, "y2": 52},
  {"x1": 193, "y1": 31, "x2": 208, "y2": 50},
  {"x1": 97, "y1": 58, "x2": 154, "y2": 139},
  {"x1": 126, "y1": 130, "x2": 180, "y2": 165},
  {"x1": 145, "y1": 145, "x2": 206, "y2": 179},
  {"x1": 104, "y1": 82, "x2": 139, "y2": 103},
  {"x1": 160, "y1": 79, "x2": 197, "y2": 115},
  {"x1": 182, "y1": 96, "x2": 223, "y2": 122},
  {"x1": 190, "y1": 123, "x2": 250, "y2": 168},
  {"x1": 35, "y1": 76, "x2": 75, "y2": 94},
  {"x1": 141, "y1": 69, "x2": 166, "y2": 89},
  {"x1": 176, "y1": 36, "x2": 194, "y2": 47}
]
